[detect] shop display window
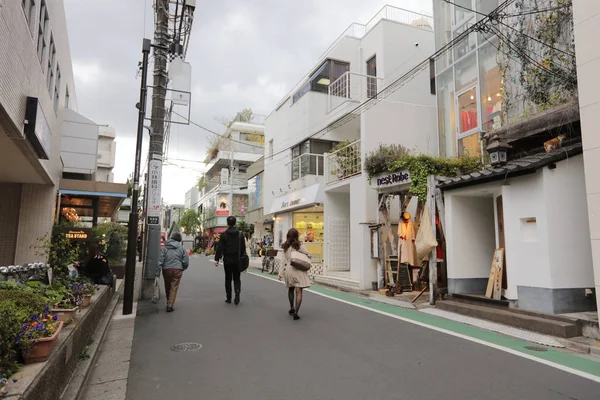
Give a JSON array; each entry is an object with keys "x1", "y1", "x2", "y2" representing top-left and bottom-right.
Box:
[
  {"x1": 293, "y1": 211, "x2": 324, "y2": 263},
  {"x1": 458, "y1": 132, "x2": 481, "y2": 158},
  {"x1": 457, "y1": 87, "x2": 478, "y2": 134},
  {"x1": 453, "y1": 21, "x2": 477, "y2": 61},
  {"x1": 479, "y1": 41, "x2": 503, "y2": 131}
]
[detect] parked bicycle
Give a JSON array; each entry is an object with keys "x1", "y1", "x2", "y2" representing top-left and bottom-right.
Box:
[{"x1": 261, "y1": 248, "x2": 280, "y2": 275}]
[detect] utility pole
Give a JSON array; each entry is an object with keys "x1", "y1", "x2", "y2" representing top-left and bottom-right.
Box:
[
  {"x1": 143, "y1": 0, "x2": 170, "y2": 298},
  {"x1": 123, "y1": 38, "x2": 151, "y2": 315}
]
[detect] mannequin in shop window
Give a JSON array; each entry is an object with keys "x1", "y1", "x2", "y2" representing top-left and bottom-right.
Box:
[{"x1": 398, "y1": 211, "x2": 417, "y2": 266}]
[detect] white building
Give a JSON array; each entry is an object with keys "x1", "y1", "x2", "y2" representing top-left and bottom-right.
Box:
[
  {"x1": 96, "y1": 126, "x2": 116, "y2": 182},
  {"x1": 185, "y1": 185, "x2": 200, "y2": 211},
  {"x1": 0, "y1": 0, "x2": 79, "y2": 265},
  {"x1": 198, "y1": 118, "x2": 264, "y2": 244},
  {"x1": 264, "y1": 5, "x2": 437, "y2": 289},
  {"x1": 433, "y1": 0, "x2": 595, "y2": 315},
  {"x1": 573, "y1": 0, "x2": 600, "y2": 318}
]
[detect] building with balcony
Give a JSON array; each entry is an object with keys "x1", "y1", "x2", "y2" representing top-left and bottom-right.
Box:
[
  {"x1": 264, "y1": 5, "x2": 437, "y2": 288},
  {"x1": 197, "y1": 117, "x2": 264, "y2": 246},
  {"x1": 246, "y1": 157, "x2": 268, "y2": 239},
  {"x1": 96, "y1": 126, "x2": 116, "y2": 182},
  {"x1": 433, "y1": 0, "x2": 595, "y2": 315}
]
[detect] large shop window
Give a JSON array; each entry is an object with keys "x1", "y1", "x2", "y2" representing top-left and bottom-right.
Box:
[
  {"x1": 434, "y1": 0, "x2": 453, "y2": 71},
  {"x1": 458, "y1": 132, "x2": 481, "y2": 157},
  {"x1": 479, "y1": 41, "x2": 503, "y2": 131},
  {"x1": 293, "y1": 211, "x2": 324, "y2": 263},
  {"x1": 455, "y1": 53, "x2": 477, "y2": 91},
  {"x1": 453, "y1": 0, "x2": 474, "y2": 25},
  {"x1": 458, "y1": 87, "x2": 478, "y2": 134},
  {"x1": 453, "y1": 21, "x2": 477, "y2": 61},
  {"x1": 437, "y1": 69, "x2": 456, "y2": 157},
  {"x1": 293, "y1": 59, "x2": 350, "y2": 103}
]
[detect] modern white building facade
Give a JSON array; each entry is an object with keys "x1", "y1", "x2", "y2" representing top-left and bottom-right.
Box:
[
  {"x1": 264, "y1": 5, "x2": 437, "y2": 289},
  {"x1": 96, "y1": 126, "x2": 116, "y2": 182},
  {"x1": 0, "y1": 0, "x2": 79, "y2": 265}
]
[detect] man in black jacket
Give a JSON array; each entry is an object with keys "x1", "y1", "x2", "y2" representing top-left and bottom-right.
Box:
[{"x1": 215, "y1": 216, "x2": 247, "y2": 305}]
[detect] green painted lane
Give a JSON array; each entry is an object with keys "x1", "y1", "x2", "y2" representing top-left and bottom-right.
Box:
[{"x1": 247, "y1": 269, "x2": 600, "y2": 379}]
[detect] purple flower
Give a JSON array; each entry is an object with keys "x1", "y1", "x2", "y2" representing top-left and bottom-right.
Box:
[
  {"x1": 52, "y1": 315, "x2": 58, "y2": 321},
  {"x1": 43, "y1": 305, "x2": 50, "y2": 313}
]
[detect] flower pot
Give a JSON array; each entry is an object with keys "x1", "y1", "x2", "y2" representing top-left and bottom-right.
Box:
[
  {"x1": 81, "y1": 295, "x2": 92, "y2": 308},
  {"x1": 23, "y1": 321, "x2": 64, "y2": 364},
  {"x1": 51, "y1": 306, "x2": 78, "y2": 324}
]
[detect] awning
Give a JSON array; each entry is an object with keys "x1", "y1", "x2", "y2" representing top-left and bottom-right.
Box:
[
  {"x1": 59, "y1": 179, "x2": 128, "y2": 223},
  {"x1": 269, "y1": 183, "x2": 324, "y2": 215}
]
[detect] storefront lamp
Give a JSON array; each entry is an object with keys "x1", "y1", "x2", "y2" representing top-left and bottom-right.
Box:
[{"x1": 486, "y1": 134, "x2": 512, "y2": 166}]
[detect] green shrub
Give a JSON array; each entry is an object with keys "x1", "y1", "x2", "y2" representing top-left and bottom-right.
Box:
[
  {"x1": 364, "y1": 143, "x2": 410, "y2": 178},
  {"x1": 0, "y1": 291, "x2": 51, "y2": 376}
]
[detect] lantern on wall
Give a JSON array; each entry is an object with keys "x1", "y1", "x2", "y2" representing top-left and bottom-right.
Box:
[{"x1": 486, "y1": 134, "x2": 512, "y2": 166}]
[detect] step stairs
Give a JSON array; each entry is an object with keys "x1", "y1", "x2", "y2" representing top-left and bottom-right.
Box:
[
  {"x1": 437, "y1": 295, "x2": 581, "y2": 338},
  {"x1": 313, "y1": 272, "x2": 360, "y2": 292}
]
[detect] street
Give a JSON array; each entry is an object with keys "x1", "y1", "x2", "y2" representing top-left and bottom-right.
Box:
[{"x1": 127, "y1": 256, "x2": 600, "y2": 400}]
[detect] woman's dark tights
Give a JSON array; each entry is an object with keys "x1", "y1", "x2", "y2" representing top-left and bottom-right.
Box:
[{"x1": 288, "y1": 287, "x2": 303, "y2": 314}]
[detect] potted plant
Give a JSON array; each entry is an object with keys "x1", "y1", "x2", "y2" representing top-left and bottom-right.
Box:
[
  {"x1": 73, "y1": 282, "x2": 97, "y2": 308},
  {"x1": 51, "y1": 293, "x2": 81, "y2": 324},
  {"x1": 329, "y1": 140, "x2": 361, "y2": 180},
  {"x1": 16, "y1": 307, "x2": 63, "y2": 364}
]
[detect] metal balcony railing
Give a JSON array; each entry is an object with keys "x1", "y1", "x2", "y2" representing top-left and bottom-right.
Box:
[
  {"x1": 325, "y1": 140, "x2": 362, "y2": 184},
  {"x1": 286, "y1": 153, "x2": 324, "y2": 181},
  {"x1": 327, "y1": 72, "x2": 382, "y2": 112}
]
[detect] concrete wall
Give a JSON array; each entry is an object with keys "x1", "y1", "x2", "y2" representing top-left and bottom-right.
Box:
[
  {"x1": 324, "y1": 190, "x2": 351, "y2": 273},
  {"x1": 543, "y1": 155, "x2": 594, "y2": 289},
  {"x1": 572, "y1": 0, "x2": 600, "y2": 316},
  {"x1": 61, "y1": 108, "x2": 99, "y2": 175},
  {"x1": 0, "y1": 183, "x2": 22, "y2": 265},
  {"x1": 445, "y1": 194, "x2": 496, "y2": 294}
]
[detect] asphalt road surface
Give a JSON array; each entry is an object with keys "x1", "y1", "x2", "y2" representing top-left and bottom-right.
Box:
[{"x1": 127, "y1": 256, "x2": 600, "y2": 400}]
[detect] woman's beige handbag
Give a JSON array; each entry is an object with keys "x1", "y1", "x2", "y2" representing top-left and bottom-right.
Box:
[
  {"x1": 415, "y1": 200, "x2": 438, "y2": 262},
  {"x1": 290, "y1": 250, "x2": 312, "y2": 271}
]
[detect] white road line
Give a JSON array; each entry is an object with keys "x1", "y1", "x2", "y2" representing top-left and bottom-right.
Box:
[{"x1": 247, "y1": 270, "x2": 600, "y2": 383}]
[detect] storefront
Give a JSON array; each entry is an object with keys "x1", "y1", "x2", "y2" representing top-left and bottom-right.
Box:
[
  {"x1": 370, "y1": 170, "x2": 445, "y2": 294},
  {"x1": 269, "y1": 183, "x2": 325, "y2": 262}
]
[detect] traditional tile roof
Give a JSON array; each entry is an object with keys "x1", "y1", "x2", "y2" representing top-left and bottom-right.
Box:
[{"x1": 437, "y1": 143, "x2": 583, "y2": 190}]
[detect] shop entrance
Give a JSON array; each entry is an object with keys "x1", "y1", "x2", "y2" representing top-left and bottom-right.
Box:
[{"x1": 292, "y1": 206, "x2": 324, "y2": 263}]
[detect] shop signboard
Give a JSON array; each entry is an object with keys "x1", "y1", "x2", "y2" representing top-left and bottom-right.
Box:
[
  {"x1": 60, "y1": 227, "x2": 92, "y2": 242},
  {"x1": 216, "y1": 196, "x2": 230, "y2": 216},
  {"x1": 24, "y1": 97, "x2": 51, "y2": 159},
  {"x1": 269, "y1": 183, "x2": 324, "y2": 215},
  {"x1": 370, "y1": 170, "x2": 411, "y2": 190}
]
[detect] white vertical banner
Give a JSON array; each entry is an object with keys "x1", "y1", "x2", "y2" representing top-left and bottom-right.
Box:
[
  {"x1": 148, "y1": 159, "x2": 162, "y2": 224},
  {"x1": 168, "y1": 58, "x2": 192, "y2": 106}
]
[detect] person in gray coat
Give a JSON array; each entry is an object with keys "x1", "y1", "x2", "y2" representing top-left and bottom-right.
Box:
[{"x1": 158, "y1": 232, "x2": 189, "y2": 312}]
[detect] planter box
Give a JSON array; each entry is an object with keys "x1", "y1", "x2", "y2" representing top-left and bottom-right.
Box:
[
  {"x1": 23, "y1": 322, "x2": 64, "y2": 364},
  {"x1": 6, "y1": 285, "x2": 113, "y2": 400},
  {"x1": 51, "y1": 307, "x2": 78, "y2": 324},
  {"x1": 111, "y1": 259, "x2": 126, "y2": 279},
  {"x1": 81, "y1": 295, "x2": 92, "y2": 308}
]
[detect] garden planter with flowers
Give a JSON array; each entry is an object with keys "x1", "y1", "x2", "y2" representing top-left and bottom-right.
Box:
[
  {"x1": 51, "y1": 293, "x2": 82, "y2": 325},
  {"x1": 72, "y1": 282, "x2": 98, "y2": 309},
  {"x1": 16, "y1": 308, "x2": 63, "y2": 364}
]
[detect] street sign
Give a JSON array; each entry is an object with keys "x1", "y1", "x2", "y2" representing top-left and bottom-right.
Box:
[
  {"x1": 148, "y1": 159, "x2": 162, "y2": 225},
  {"x1": 220, "y1": 168, "x2": 229, "y2": 185}
]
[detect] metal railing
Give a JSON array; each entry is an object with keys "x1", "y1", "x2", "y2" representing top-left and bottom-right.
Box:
[
  {"x1": 328, "y1": 72, "x2": 382, "y2": 112},
  {"x1": 286, "y1": 153, "x2": 325, "y2": 181},
  {"x1": 325, "y1": 140, "x2": 362, "y2": 184}
]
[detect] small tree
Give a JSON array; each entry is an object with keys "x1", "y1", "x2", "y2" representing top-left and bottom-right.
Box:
[
  {"x1": 197, "y1": 176, "x2": 207, "y2": 192},
  {"x1": 179, "y1": 209, "x2": 200, "y2": 236},
  {"x1": 215, "y1": 108, "x2": 255, "y2": 128}
]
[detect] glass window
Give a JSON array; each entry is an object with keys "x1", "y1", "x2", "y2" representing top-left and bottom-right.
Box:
[
  {"x1": 293, "y1": 211, "x2": 324, "y2": 262},
  {"x1": 453, "y1": 0, "x2": 474, "y2": 25},
  {"x1": 476, "y1": 0, "x2": 498, "y2": 19},
  {"x1": 54, "y1": 66, "x2": 60, "y2": 112},
  {"x1": 37, "y1": 2, "x2": 48, "y2": 63},
  {"x1": 457, "y1": 87, "x2": 478, "y2": 134},
  {"x1": 366, "y1": 55, "x2": 377, "y2": 98},
  {"x1": 458, "y1": 133, "x2": 481, "y2": 158},
  {"x1": 434, "y1": 0, "x2": 453, "y2": 71},
  {"x1": 455, "y1": 53, "x2": 477, "y2": 91},
  {"x1": 453, "y1": 21, "x2": 477, "y2": 61},
  {"x1": 293, "y1": 59, "x2": 350, "y2": 102},
  {"x1": 479, "y1": 41, "x2": 503, "y2": 132},
  {"x1": 65, "y1": 86, "x2": 70, "y2": 108},
  {"x1": 437, "y1": 69, "x2": 456, "y2": 157}
]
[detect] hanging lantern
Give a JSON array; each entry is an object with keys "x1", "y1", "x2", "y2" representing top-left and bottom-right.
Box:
[{"x1": 486, "y1": 134, "x2": 512, "y2": 166}]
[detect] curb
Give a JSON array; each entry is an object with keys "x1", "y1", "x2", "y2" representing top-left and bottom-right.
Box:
[{"x1": 61, "y1": 283, "x2": 123, "y2": 400}]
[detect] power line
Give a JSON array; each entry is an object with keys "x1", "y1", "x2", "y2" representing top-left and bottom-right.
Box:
[
  {"x1": 441, "y1": 0, "x2": 574, "y2": 57},
  {"x1": 501, "y1": 5, "x2": 570, "y2": 18}
]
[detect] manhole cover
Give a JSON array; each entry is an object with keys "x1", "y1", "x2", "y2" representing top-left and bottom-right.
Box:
[
  {"x1": 524, "y1": 345, "x2": 548, "y2": 352},
  {"x1": 171, "y1": 343, "x2": 203, "y2": 352}
]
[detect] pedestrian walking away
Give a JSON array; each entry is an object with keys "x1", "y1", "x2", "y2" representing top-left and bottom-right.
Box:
[
  {"x1": 278, "y1": 228, "x2": 311, "y2": 320},
  {"x1": 158, "y1": 231, "x2": 189, "y2": 312},
  {"x1": 215, "y1": 216, "x2": 247, "y2": 305}
]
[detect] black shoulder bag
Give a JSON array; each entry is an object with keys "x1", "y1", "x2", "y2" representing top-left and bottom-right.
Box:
[{"x1": 239, "y1": 232, "x2": 250, "y2": 272}]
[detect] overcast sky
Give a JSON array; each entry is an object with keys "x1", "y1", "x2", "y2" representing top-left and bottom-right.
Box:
[{"x1": 64, "y1": 0, "x2": 432, "y2": 204}]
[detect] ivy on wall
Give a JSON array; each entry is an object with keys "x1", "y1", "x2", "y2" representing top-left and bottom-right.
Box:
[{"x1": 498, "y1": 0, "x2": 576, "y2": 124}]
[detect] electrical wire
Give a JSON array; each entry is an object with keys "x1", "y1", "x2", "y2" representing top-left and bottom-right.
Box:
[
  {"x1": 441, "y1": 0, "x2": 574, "y2": 57},
  {"x1": 501, "y1": 5, "x2": 570, "y2": 18}
]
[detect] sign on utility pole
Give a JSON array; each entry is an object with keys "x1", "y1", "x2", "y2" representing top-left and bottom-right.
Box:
[
  {"x1": 147, "y1": 158, "x2": 162, "y2": 225},
  {"x1": 220, "y1": 168, "x2": 229, "y2": 186}
]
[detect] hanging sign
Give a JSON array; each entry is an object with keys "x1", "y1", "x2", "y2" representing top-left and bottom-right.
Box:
[
  {"x1": 168, "y1": 58, "x2": 192, "y2": 106},
  {"x1": 220, "y1": 168, "x2": 229, "y2": 186},
  {"x1": 370, "y1": 170, "x2": 411, "y2": 190},
  {"x1": 60, "y1": 228, "x2": 92, "y2": 241},
  {"x1": 147, "y1": 159, "x2": 162, "y2": 225}
]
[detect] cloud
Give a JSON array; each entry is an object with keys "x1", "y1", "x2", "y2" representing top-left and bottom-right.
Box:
[{"x1": 64, "y1": 0, "x2": 432, "y2": 204}]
